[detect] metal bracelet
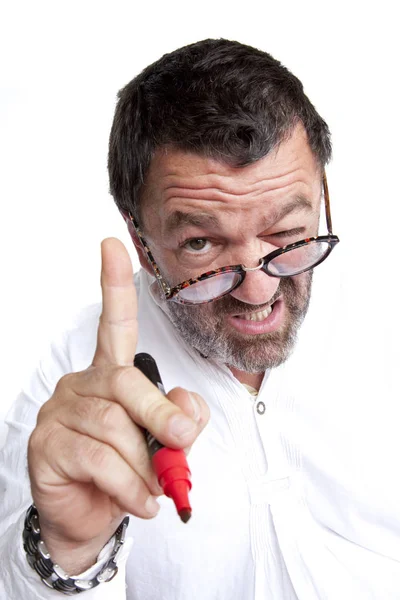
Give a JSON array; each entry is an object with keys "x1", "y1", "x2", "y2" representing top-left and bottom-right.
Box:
[{"x1": 23, "y1": 504, "x2": 129, "y2": 595}]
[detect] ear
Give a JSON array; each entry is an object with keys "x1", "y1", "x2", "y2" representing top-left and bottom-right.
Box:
[{"x1": 120, "y1": 210, "x2": 153, "y2": 276}]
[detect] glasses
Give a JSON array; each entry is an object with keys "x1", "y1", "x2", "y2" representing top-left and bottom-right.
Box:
[{"x1": 123, "y1": 172, "x2": 340, "y2": 305}]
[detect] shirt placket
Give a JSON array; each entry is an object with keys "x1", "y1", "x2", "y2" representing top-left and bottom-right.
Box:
[{"x1": 211, "y1": 368, "x2": 298, "y2": 599}]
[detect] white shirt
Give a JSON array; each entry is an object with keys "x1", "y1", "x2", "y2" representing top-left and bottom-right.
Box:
[{"x1": 1, "y1": 268, "x2": 400, "y2": 599}]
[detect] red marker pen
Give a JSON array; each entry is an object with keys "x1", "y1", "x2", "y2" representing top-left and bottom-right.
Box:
[{"x1": 134, "y1": 353, "x2": 192, "y2": 523}]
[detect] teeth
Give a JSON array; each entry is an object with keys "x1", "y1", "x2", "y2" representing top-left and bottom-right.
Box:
[{"x1": 242, "y1": 306, "x2": 272, "y2": 321}]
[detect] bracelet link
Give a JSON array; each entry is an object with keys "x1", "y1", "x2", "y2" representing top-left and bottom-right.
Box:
[{"x1": 23, "y1": 504, "x2": 129, "y2": 595}]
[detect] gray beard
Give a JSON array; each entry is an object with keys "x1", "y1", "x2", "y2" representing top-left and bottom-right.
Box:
[{"x1": 161, "y1": 272, "x2": 313, "y2": 374}]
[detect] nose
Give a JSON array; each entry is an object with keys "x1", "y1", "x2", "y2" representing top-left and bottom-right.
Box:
[{"x1": 229, "y1": 263, "x2": 280, "y2": 305}]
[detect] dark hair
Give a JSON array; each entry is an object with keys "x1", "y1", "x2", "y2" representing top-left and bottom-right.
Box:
[{"x1": 108, "y1": 38, "x2": 331, "y2": 222}]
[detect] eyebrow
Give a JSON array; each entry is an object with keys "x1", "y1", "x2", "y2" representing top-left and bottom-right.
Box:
[
  {"x1": 164, "y1": 195, "x2": 314, "y2": 235},
  {"x1": 267, "y1": 195, "x2": 314, "y2": 225},
  {"x1": 164, "y1": 211, "x2": 221, "y2": 234}
]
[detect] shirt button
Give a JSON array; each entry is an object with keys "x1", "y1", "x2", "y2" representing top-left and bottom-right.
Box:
[{"x1": 256, "y1": 401, "x2": 266, "y2": 415}]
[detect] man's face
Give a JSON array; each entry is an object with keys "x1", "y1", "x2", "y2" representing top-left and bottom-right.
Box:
[{"x1": 139, "y1": 124, "x2": 322, "y2": 374}]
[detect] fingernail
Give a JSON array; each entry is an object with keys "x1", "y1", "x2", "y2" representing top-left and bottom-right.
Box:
[
  {"x1": 188, "y1": 392, "x2": 201, "y2": 422},
  {"x1": 169, "y1": 415, "x2": 197, "y2": 440},
  {"x1": 145, "y1": 495, "x2": 160, "y2": 516}
]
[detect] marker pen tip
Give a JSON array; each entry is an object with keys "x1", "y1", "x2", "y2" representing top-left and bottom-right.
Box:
[{"x1": 178, "y1": 508, "x2": 192, "y2": 523}]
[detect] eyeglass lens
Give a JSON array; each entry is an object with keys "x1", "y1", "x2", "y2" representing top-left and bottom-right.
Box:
[
  {"x1": 177, "y1": 271, "x2": 242, "y2": 303},
  {"x1": 266, "y1": 241, "x2": 331, "y2": 276},
  {"x1": 174, "y1": 241, "x2": 331, "y2": 304}
]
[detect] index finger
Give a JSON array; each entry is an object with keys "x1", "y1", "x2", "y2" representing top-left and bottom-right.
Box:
[{"x1": 93, "y1": 237, "x2": 138, "y2": 367}]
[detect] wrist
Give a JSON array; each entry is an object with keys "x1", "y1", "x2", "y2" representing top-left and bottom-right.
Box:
[
  {"x1": 39, "y1": 521, "x2": 116, "y2": 574},
  {"x1": 23, "y1": 505, "x2": 129, "y2": 594}
]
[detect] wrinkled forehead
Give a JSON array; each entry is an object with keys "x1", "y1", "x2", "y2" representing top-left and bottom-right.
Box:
[{"x1": 140, "y1": 125, "x2": 322, "y2": 230}]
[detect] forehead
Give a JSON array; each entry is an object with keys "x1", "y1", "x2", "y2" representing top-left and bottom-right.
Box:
[{"x1": 141, "y1": 124, "x2": 321, "y2": 228}]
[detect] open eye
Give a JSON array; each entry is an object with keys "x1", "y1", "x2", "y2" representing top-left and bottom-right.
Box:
[{"x1": 183, "y1": 238, "x2": 212, "y2": 253}]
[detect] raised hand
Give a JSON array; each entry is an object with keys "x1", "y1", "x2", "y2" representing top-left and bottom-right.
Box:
[{"x1": 28, "y1": 238, "x2": 209, "y2": 573}]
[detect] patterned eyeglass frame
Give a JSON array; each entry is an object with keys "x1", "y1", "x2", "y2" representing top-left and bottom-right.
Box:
[{"x1": 122, "y1": 172, "x2": 340, "y2": 304}]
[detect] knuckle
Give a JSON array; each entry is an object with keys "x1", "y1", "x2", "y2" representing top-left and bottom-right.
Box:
[
  {"x1": 50, "y1": 373, "x2": 77, "y2": 409},
  {"x1": 28, "y1": 427, "x2": 42, "y2": 456},
  {"x1": 28, "y1": 423, "x2": 61, "y2": 467},
  {"x1": 144, "y1": 398, "x2": 174, "y2": 429},
  {"x1": 96, "y1": 400, "x2": 126, "y2": 431},
  {"x1": 55, "y1": 372, "x2": 74, "y2": 393},
  {"x1": 85, "y1": 364, "x2": 110, "y2": 385},
  {"x1": 43, "y1": 425, "x2": 65, "y2": 456},
  {"x1": 109, "y1": 366, "x2": 133, "y2": 398},
  {"x1": 36, "y1": 400, "x2": 52, "y2": 423},
  {"x1": 72, "y1": 395, "x2": 101, "y2": 422},
  {"x1": 87, "y1": 441, "x2": 112, "y2": 472},
  {"x1": 70, "y1": 396, "x2": 128, "y2": 437}
]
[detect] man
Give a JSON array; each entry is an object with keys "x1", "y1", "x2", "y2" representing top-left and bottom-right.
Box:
[{"x1": 1, "y1": 38, "x2": 399, "y2": 599}]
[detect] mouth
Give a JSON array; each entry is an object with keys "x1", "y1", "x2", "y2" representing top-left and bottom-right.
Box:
[
  {"x1": 233, "y1": 304, "x2": 274, "y2": 322},
  {"x1": 227, "y1": 298, "x2": 283, "y2": 335}
]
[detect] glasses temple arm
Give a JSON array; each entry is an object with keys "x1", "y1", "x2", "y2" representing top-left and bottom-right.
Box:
[
  {"x1": 323, "y1": 172, "x2": 334, "y2": 235},
  {"x1": 124, "y1": 211, "x2": 171, "y2": 296}
]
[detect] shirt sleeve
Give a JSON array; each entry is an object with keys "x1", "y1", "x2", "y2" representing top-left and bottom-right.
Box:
[{"x1": 0, "y1": 311, "x2": 132, "y2": 598}]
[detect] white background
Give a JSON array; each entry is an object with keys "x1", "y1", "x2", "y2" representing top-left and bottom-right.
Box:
[{"x1": 0, "y1": 0, "x2": 398, "y2": 446}]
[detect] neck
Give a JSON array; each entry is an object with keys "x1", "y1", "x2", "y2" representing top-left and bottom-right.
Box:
[{"x1": 229, "y1": 366, "x2": 264, "y2": 391}]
